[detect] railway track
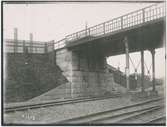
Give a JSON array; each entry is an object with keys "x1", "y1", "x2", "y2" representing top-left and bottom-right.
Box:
[
  {"x1": 4, "y1": 94, "x2": 121, "y2": 113},
  {"x1": 147, "y1": 116, "x2": 166, "y2": 123},
  {"x1": 57, "y1": 97, "x2": 165, "y2": 124},
  {"x1": 115, "y1": 105, "x2": 165, "y2": 124}
]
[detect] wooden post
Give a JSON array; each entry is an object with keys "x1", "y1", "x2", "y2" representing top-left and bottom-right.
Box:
[
  {"x1": 23, "y1": 40, "x2": 26, "y2": 53},
  {"x1": 45, "y1": 43, "x2": 48, "y2": 53},
  {"x1": 30, "y1": 33, "x2": 33, "y2": 53},
  {"x1": 88, "y1": 28, "x2": 90, "y2": 36},
  {"x1": 52, "y1": 41, "x2": 55, "y2": 51},
  {"x1": 14, "y1": 28, "x2": 18, "y2": 53}
]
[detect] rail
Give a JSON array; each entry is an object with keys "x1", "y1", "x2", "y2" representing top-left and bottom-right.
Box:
[
  {"x1": 56, "y1": 97, "x2": 163, "y2": 124},
  {"x1": 4, "y1": 95, "x2": 118, "y2": 113},
  {"x1": 54, "y1": 3, "x2": 165, "y2": 50}
]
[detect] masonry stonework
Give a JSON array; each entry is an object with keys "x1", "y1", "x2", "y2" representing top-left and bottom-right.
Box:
[{"x1": 56, "y1": 48, "x2": 115, "y2": 98}]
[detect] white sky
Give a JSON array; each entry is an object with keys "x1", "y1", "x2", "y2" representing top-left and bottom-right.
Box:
[{"x1": 3, "y1": 2, "x2": 166, "y2": 78}]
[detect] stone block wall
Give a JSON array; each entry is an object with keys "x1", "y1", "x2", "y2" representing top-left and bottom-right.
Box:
[{"x1": 56, "y1": 48, "x2": 116, "y2": 98}]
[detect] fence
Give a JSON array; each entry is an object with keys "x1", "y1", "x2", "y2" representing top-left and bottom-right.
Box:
[
  {"x1": 54, "y1": 3, "x2": 165, "y2": 50},
  {"x1": 5, "y1": 39, "x2": 54, "y2": 54}
]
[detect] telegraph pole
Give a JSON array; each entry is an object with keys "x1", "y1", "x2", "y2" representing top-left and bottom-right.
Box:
[{"x1": 124, "y1": 36, "x2": 130, "y2": 90}]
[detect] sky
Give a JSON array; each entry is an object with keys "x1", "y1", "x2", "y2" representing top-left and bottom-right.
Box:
[{"x1": 3, "y1": 2, "x2": 166, "y2": 78}]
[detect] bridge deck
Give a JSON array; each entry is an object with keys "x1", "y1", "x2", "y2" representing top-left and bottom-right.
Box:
[
  {"x1": 67, "y1": 18, "x2": 165, "y2": 56},
  {"x1": 54, "y1": 3, "x2": 165, "y2": 56}
]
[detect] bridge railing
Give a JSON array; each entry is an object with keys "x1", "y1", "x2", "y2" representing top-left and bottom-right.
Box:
[
  {"x1": 64, "y1": 3, "x2": 165, "y2": 43},
  {"x1": 54, "y1": 38, "x2": 66, "y2": 50}
]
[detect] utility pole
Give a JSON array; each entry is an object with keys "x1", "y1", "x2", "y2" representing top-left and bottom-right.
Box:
[
  {"x1": 124, "y1": 36, "x2": 130, "y2": 90},
  {"x1": 141, "y1": 50, "x2": 145, "y2": 92}
]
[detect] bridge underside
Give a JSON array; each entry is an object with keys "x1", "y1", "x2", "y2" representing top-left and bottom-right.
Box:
[{"x1": 67, "y1": 18, "x2": 165, "y2": 56}]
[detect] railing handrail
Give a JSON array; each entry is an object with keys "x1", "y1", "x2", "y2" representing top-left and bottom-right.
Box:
[
  {"x1": 5, "y1": 39, "x2": 55, "y2": 54},
  {"x1": 5, "y1": 39, "x2": 47, "y2": 44},
  {"x1": 54, "y1": 38, "x2": 66, "y2": 44},
  {"x1": 66, "y1": 3, "x2": 165, "y2": 39}
]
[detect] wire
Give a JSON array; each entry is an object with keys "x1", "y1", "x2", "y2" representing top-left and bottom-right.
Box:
[
  {"x1": 149, "y1": 64, "x2": 152, "y2": 71},
  {"x1": 136, "y1": 60, "x2": 141, "y2": 70},
  {"x1": 129, "y1": 56, "x2": 135, "y2": 69},
  {"x1": 144, "y1": 61, "x2": 149, "y2": 72},
  {"x1": 129, "y1": 55, "x2": 141, "y2": 71},
  {"x1": 144, "y1": 61, "x2": 152, "y2": 74}
]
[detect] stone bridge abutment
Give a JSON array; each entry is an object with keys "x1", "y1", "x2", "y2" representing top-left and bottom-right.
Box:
[{"x1": 56, "y1": 47, "x2": 115, "y2": 98}]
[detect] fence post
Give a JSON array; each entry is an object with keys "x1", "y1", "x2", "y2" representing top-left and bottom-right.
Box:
[
  {"x1": 57, "y1": 41, "x2": 60, "y2": 49},
  {"x1": 29, "y1": 33, "x2": 33, "y2": 53},
  {"x1": 103, "y1": 23, "x2": 105, "y2": 34},
  {"x1": 88, "y1": 28, "x2": 90, "y2": 36},
  {"x1": 23, "y1": 40, "x2": 26, "y2": 53},
  {"x1": 52, "y1": 41, "x2": 55, "y2": 51},
  {"x1": 45, "y1": 43, "x2": 48, "y2": 53},
  {"x1": 76, "y1": 33, "x2": 79, "y2": 39},
  {"x1": 85, "y1": 30, "x2": 87, "y2": 36},
  {"x1": 142, "y1": 9, "x2": 145, "y2": 23},
  {"x1": 85, "y1": 22, "x2": 88, "y2": 36},
  {"x1": 14, "y1": 28, "x2": 18, "y2": 53}
]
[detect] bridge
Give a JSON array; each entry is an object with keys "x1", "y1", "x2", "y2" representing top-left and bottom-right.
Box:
[
  {"x1": 53, "y1": 3, "x2": 165, "y2": 97},
  {"x1": 5, "y1": 3, "x2": 166, "y2": 99}
]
